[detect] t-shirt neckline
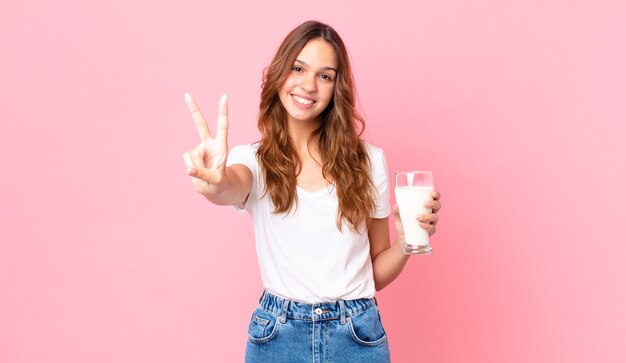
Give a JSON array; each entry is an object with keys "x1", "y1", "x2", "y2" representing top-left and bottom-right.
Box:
[{"x1": 296, "y1": 184, "x2": 335, "y2": 197}]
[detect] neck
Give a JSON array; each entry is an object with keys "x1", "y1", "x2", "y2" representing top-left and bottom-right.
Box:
[{"x1": 287, "y1": 117, "x2": 321, "y2": 148}]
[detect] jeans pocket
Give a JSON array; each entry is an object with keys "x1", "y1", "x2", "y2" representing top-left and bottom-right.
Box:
[
  {"x1": 247, "y1": 307, "x2": 280, "y2": 345},
  {"x1": 347, "y1": 305, "x2": 388, "y2": 347}
]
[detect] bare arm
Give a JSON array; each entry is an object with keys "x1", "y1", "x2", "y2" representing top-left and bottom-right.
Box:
[
  {"x1": 182, "y1": 93, "x2": 252, "y2": 206},
  {"x1": 369, "y1": 191, "x2": 442, "y2": 291},
  {"x1": 369, "y1": 216, "x2": 410, "y2": 291}
]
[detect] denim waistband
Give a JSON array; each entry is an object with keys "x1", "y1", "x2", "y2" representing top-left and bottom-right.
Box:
[{"x1": 258, "y1": 290, "x2": 377, "y2": 323}]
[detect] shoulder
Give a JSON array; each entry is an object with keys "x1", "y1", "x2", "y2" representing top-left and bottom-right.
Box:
[
  {"x1": 231, "y1": 141, "x2": 261, "y2": 154},
  {"x1": 229, "y1": 142, "x2": 261, "y2": 160},
  {"x1": 361, "y1": 140, "x2": 388, "y2": 179},
  {"x1": 361, "y1": 140, "x2": 386, "y2": 161},
  {"x1": 227, "y1": 142, "x2": 261, "y2": 170}
]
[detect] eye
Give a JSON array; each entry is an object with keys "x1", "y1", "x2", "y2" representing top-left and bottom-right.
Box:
[
  {"x1": 292, "y1": 66, "x2": 303, "y2": 72},
  {"x1": 320, "y1": 74, "x2": 333, "y2": 81}
]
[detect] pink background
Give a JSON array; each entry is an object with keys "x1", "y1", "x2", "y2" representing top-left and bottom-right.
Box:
[{"x1": 1, "y1": 0, "x2": 625, "y2": 362}]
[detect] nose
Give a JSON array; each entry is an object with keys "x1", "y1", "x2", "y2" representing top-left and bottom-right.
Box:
[{"x1": 299, "y1": 73, "x2": 317, "y2": 93}]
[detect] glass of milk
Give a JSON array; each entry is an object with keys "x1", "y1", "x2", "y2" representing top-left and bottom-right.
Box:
[{"x1": 395, "y1": 171, "x2": 434, "y2": 255}]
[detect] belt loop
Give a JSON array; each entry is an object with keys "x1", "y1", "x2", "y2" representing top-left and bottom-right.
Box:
[
  {"x1": 338, "y1": 299, "x2": 346, "y2": 325},
  {"x1": 373, "y1": 296, "x2": 378, "y2": 306},
  {"x1": 279, "y1": 297, "x2": 290, "y2": 324},
  {"x1": 259, "y1": 290, "x2": 266, "y2": 303}
]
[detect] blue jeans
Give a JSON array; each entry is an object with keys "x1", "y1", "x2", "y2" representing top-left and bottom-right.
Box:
[{"x1": 245, "y1": 290, "x2": 391, "y2": 363}]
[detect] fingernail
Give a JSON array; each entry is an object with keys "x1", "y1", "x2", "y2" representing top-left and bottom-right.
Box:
[{"x1": 222, "y1": 94, "x2": 227, "y2": 100}]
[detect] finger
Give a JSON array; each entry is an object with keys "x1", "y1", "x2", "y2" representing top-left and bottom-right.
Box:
[
  {"x1": 424, "y1": 199, "x2": 441, "y2": 212},
  {"x1": 185, "y1": 92, "x2": 213, "y2": 141},
  {"x1": 182, "y1": 151, "x2": 196, "y2": 169},
  {"x1": 418, "y1": 213, "x2": 439, "y2": 225},
  {"x1": 187, "y1": 166, "x2": 223, "y2": 185},
  {"x1": 420, "y1": 223, "x2": 436, "y2": 236},
  {"x1": 419, "y1": 221, "x2": 436, "y2": 234},
  {"x1": 215, "y1": 94, "x2": 228, "y2": 143},
  {"x1": 189, "y1": 149, "x2": 205, "y2": 169},
  {"x1": 432, "y1": 191, "x2": 442, "y2": 212}
]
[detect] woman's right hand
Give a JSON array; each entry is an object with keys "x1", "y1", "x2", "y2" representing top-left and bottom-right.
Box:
[{"x1": 182, "y1": 93, "x2": 229, "y2": 195}]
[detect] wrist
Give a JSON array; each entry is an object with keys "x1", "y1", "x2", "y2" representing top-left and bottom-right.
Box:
[
  {"x1": 394, "y1": 237, "x2": 407, "y2": 254},
  {"x1": 201, "y1": 177, "x2": 228, "y2": 203}
]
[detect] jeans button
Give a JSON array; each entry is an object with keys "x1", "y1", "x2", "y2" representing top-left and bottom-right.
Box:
[{"x1": 315, "y1": 308, "x2": 323, "y2": 315}]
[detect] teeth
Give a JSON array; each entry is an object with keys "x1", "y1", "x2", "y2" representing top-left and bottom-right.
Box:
[{"x1": 293, "y1": 95, "x2": 314, "y2": 105}]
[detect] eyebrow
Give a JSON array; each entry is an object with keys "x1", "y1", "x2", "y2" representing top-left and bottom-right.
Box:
[{"x1": 295, "y1": 59, "x2": 337, "y2": 73}]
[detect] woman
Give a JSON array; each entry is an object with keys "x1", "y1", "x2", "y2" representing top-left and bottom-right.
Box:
[{"x1": 183, "y1": 20, "x2": 442, "y2": 363}]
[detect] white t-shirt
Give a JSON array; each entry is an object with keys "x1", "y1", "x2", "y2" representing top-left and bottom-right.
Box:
[{"x1": 226, "y1": 141, "x2": 390, "y2": 303}]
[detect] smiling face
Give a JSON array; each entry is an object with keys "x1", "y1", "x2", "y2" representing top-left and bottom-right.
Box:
[{"x1": 278, "y1": 38, "x2": 338, "y2": 128}]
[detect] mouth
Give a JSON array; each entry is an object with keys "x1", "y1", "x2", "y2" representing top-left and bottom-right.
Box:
[{"x1": 291, "y1": 93, "x2": 315, "y2": 106}]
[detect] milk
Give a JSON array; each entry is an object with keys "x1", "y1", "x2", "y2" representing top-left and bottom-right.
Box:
[{"x1": 395, "y1": 186, "x2": 434, "y2": 246}]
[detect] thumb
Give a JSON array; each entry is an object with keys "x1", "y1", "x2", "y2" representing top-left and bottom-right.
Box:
[
  {"x1": 391, "y1": 204, "x2": 405, "y2": 235},
  {"x1": 391, "y1": 205, "x2": 401, "y2": 219}
]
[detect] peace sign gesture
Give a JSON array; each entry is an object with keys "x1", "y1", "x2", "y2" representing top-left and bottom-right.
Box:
[{"x1": 182, "y1": 93, "x2": 229, "y2": 194}]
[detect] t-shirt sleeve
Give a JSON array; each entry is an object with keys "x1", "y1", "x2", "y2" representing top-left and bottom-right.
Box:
[
  {"x1": 226, "y1": 144, "x2": 259, "y2": 212},
  {"x1": 372, "y1": 148, "x2": 391, "y2": 218}
]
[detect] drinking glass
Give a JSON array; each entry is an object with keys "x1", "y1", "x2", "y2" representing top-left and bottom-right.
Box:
[{"x1": 395, "y1": 171, "x2": 434, "y2": 255}]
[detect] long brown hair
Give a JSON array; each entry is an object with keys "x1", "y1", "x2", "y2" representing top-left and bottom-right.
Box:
[{"x1": 257, "y1": 20, "x2": 377, "y2": 231}]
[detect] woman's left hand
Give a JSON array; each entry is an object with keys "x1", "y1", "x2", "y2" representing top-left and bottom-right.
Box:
[{"x1": 418, "y1": 190, "x2": 442, "y2": 236}]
